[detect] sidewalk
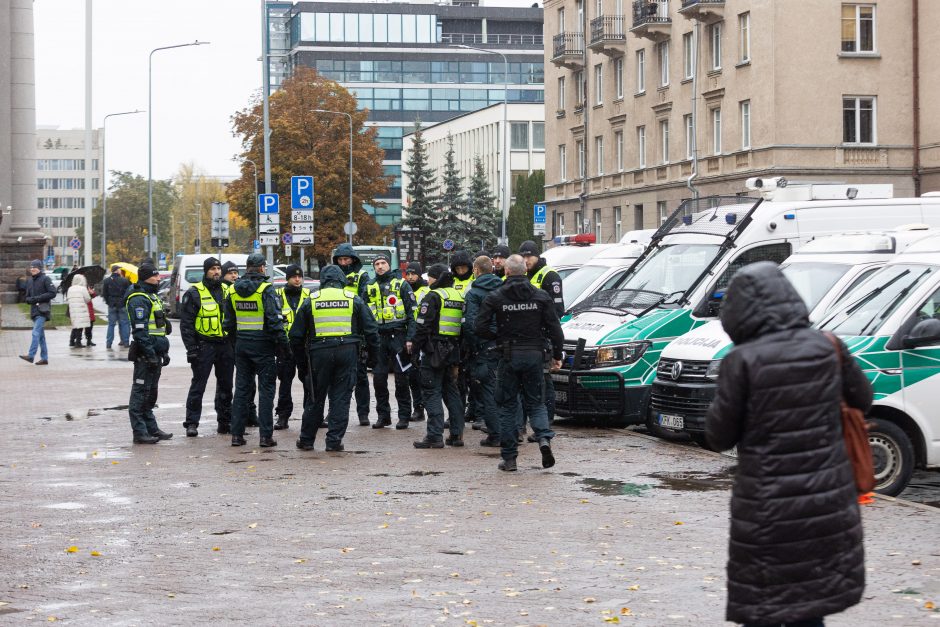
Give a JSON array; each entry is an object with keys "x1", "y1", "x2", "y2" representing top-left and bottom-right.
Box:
[{"x1": 0, "y1": 328, "x2": 938, "y2": 624}]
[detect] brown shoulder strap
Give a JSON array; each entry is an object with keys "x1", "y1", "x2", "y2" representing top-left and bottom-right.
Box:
[{"x1": 823, "y1": 331, "x2": 844, "y2": 366}]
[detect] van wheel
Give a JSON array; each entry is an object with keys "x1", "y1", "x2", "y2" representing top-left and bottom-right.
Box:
[
  {"x1": 868, "y1": 418, "x2": 915, "y2": 497},
  {"x1": 644, "y1": 413, "x2": 691, "y2": 441}
]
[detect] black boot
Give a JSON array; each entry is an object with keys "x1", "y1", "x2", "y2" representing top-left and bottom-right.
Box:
[
  {"x1": 151, "y1": 430, "x2": 173, "y2": 441},
  {"x1": 445, "y1": 434, "x2": 464, "y2": 447},
  {"x1": 539, "y1": 438, "x2": 555, "y2": 469},
  {"x1": 358, "y1": 414, "x2": 370, "y2": 426},
  {"x1": 259, "y1": 436, "x2": 277, "y2": 448},
  {"x1": 231, "y1": 435, "x2": 247, "y2": 446},
  {"x1": 480, "y1": 435, "x2": 500, "y2": 447},
  {"x1": 395, "y1": 419, "x2": 409, "y2": 430},
  {"x1": 498, "y1": 457, "x2": 518, "y2": 472},
  {"x1": 372, "y1": 417, "x2": 391, "y2": 429},
  {"x1": 133, "y1": 434, "x2": 159, "y2": 444},
  {"x1": 186, "y1": 425, "x2": 198, "y2": 437},
  {"x1": 413, "y1": 438, "x2": 444, "y2": 449},
  {"x1": 217, "y1": 423, "x2": 231, "y2": 434},
  {"x1": 410, "y1": 405, "x2": 425, "y2": 422},
  {"x1": 274, "y1": 415, "x2": 289, "y2": 430},
  {"x1": 296, "y1": 439, "x2": 314, "y2": 451}
]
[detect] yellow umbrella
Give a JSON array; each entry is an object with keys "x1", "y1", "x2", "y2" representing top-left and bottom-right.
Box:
[{"x1": 113, "y1": 262, "x2": 138, "y2": 284}]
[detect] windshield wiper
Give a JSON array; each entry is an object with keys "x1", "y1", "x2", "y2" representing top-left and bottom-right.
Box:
[
  {"x1": 858, "y1": 268, "x2": 932, "y2": 336},
  {"x1": 844, "y1": 269, "x2": 911, "y2": 315},
  {"x1": 634, "y1": 290, "x2": 686, "y2": 318}
]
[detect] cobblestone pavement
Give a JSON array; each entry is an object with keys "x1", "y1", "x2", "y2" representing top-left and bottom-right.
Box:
[{"x1": 1, "y1": 329, "x2": 939, "y2": 625}]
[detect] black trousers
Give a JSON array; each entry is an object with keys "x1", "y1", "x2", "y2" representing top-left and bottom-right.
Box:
[
  {"x1": 299, "y1": 343, "x2": 358, "y2": 448},
  {"x1": 469, "y1": 350, "x2": 500, "y2": 434},
  {"x1": 128, "y1": 357, "x2": 163, "y2": 438},
  {"x1": 183, "y1": 341, "x2": 234, "y2": 428},
  {"x1": 373, "y1": 330, "x2": 411, "y2": 422},
  {"x1": 421, "y1": 362, "x2": 464, "y2": 441},
  {"x1": 276, "y1": 346, "x2": 311, "y2": 420},
  {"x1": 232, "y1": 341, "x2": 276, "y2": 439},
  {"x1": 497, "y1": 350, "x2": 555, "y2": 460},
  {"x1": 355, "y1": 353, "x2": 370, "y2": 420},
  {"x1": 408, "y1": 360, "x2": 423, "y2": 409}
]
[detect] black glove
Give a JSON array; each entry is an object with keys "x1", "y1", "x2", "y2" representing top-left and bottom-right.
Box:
[
  {"x1": 162, "y1": 354, "x2": 171, "y2": 367},
  {"x1": 164, "y1": 320, "x2": 172, "y2": 336},
  {"x1": 26, "y1": 296, "x2": 35, "y2": 304},
  {"x1": 186, "y1": 350, "x2": 199, "y2": 364}
]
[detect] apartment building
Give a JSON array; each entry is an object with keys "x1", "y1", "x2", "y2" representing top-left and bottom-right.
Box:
[{"x1": 544, "y1": 0, "x2": 940, "y2": 242}]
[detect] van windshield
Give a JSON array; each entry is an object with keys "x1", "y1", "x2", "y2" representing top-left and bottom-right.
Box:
[
  {"x1": 563, "y1": 264, "x2": 613, "y2": 308},
  {"x1": 820, "y1": 263, "x2": 937, "y2": 336},
  {"x1": 781, "y1": 262, "x2": 852, "y2": 312}
]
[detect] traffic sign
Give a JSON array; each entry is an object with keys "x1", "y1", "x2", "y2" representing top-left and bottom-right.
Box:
[
  {"x1": 290, "y1": 176, "x2": 314, "y2": 210},
  {"x1": 259, "y1": 213, "x2": 278, "y2": 226},
  {"x1": 442, "y1": 238, "x2": 455, "y2": 251},
  {"x1": 534, "y1": 222, "x2": 546, "y2": 236},
  {"x1": 533, "y1": 203, "x2": 547, "y2": 224},
  {"x1": 258, "y1": 193, "x2": 279, "y2": 214},
  {"x1": 291, "y1": 210, "x2": 313, "y2": 222},
  {"x1": 259, "y1": 224, "x2": 279, "y2": 235},
  {"x1": 158, "y1": 252, "x2": 167, "y2": 270},
  {"x1": 344, "y1": 221, "x2": 358, "y2": 236},
  {"x1": 259, "y1": 234, "x2": 279, "y2": 246},
  {"x1": 72, "y1": 249, "x2": 79, "y2": 262},
  {"x1": 284, "y1": 244, "x2": 292, "y2": 256},
  {"x1": 45, "y1": 255, "x2": 54, "y2": 266},
  {"x1": 292, "y1": 222, "x2": 314, "y2": 234},
  {"x1": 252, "y1": 239, "x2": 261, "y2": 251},
  {"x1": 69, "y1": 237, "x2": 82, "y2": 250},
  {"x1": 282, "y1": 232, "x2": 293, "y2": 245},
  {"x1": 292, "y1": 234, "x2": 314, "y2": 245},
  {"x1": 211, "y1": 202, "x2": 230, "y2": 238}
]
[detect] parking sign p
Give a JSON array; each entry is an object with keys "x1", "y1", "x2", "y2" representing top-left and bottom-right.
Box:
[
  {"x1": 259, "y1": 193, "x2": 279, "y2": 214},
  {"x1": 291, "y1": 176, "x2": 314, "y2": 210}
]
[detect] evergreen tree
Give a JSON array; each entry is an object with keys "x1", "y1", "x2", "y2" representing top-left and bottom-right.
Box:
[
  {"x1": 401, "y1": 118, "x2": 439, "y2": 240},
  {"x1": 434, "y1": 133, "x2": 466, "y2": 260},
  {"x1": 464, "y1": 155, "x2": 501, "y2": 252},
  {"x1": 507, "y1": 170, "x2": 545, "y2": 252}
]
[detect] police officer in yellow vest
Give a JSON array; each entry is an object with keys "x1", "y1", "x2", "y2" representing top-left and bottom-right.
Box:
[
  {"x1": 366, "y1": 253, "x2": 416, "y2": 429},
  {"x1": 449, "y1": 250, "x2": 475, "y2": 295},
  {"x1": 404, "y1": 262, "x2": 429, "y2": 423},
  {"x1": 332, "y1": 242, "x2": 372, "y2": 426},
  {"x1": 221, "y1": 260, "x2": 259, "y2": 429},
  {"x1": 274, "y1": 264, "x2": 312, "y2": 430},
  {"x1": 413, "y1": 264, "x2": 466, "y2": 449},
  {"x1": 223, "y1": 253, "x2": 288, "y2": 448},
  {"x1": 289, "y1": 265, "x2": 379, "y2": 451},
  {"x1": 179, "y1": 257, "x2": 234, "y2": 437},
  {"x1": 126, "y1": 263, "x2": 174, "y2": 444}
]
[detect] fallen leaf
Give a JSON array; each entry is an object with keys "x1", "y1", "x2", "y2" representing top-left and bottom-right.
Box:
[
  {"x1": 248, "y1": 523, "x2": 258, "y2": 529},
  {"x1": 505, "y1": 591, "x2": 520, "y2": 597},
  {"x1": 483, "y1": 511, "x2": 491, "y2": 516},
  {"x1": 584, "y1": 597, "x2": 596, "y2": 603},
  {"x1": 294, "y1": 559, "x2": 307, "y2": 563},
  {"x1": 212, "y1": 547, "x2": 221, "y2": 552},
  {"x1": 674, "y1": 521, "x2": 684, "y2": 526},
  {"x1": 580, "y1": 499, "x2": 590, "y2": 504},
  {"x1": 110, "y1": 461, "x2": 119, "y2": 465},
  {"x1": 47, "y1": 617, "x2": 58, "y2": 622},
  {"x1": 621, "y1": 607, "x2": 632, "y2": 615},
  {"x1": 65, "y1": 546, "x2": 78, "y2": 553},
  {"x1": 341, "y1": 547, "x2": 355, "y2": 553},
  {"x1": 167, "y1": 593, "x2": 175, "y2": 598},
  {"x1": 376, "y1": 491, "x2": 385, "y2": 495},
  {"x1": 519, "y1": 610, "x2": 529, "y2": 616},
  {"x1": 912, "y1": 560, "x2": 922, "y2": 566},
  {"x1": 379, "y1": 523, "x2": 389, "y2": 529},
  {"x1": 627, "y1": 585, "x2": 639, "y2": 591},
  {"x1": 90, "y1": 551, "x2": 101, "y2": 557},
  {"x1": 603, "y1": 617, "x2": 620, "y2": 623},
  {"x1": 926, "y1": 601, "x2": 935, "y2": 610}
]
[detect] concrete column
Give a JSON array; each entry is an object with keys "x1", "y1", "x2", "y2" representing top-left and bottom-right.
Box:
[{"x1": 0, "y1": 1, "x2": 13, "y2": 225}]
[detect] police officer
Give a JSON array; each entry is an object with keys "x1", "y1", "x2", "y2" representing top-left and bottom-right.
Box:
[
  {"x1": 221, "y1": 261, "x2": 239, "y2": 288},
  {"x1": 413, "y1": 264, "x2": 465, "y2": 449},
  {"x1": 462, "y1": 255, "x2": 503, "y2": 446},
  {"x1": 365, "y1": 253, "x2": 416, "y2": 429},
  {"x1": 126, "y1": 263, "x2": 174, "y2": 444},
  {"x1": 180, "y1": 257, "x2": 234, "y2": 437},
  {"x1": 404, "y1": 262, "x2": 429, "y2": 423},
  {"x1": 223, "y1": 253, "x2": 288, "y2": 448},
  {"x1": 490, "y1": 245, "x2": 511, "y2": 279},
  {"x1": 474, "y1": 255, "x2": 564, "y2": 471},
  {"x1": 450, "y1": 250, "x2": 474, "y2": 295},
  {"x1": 274, "y1": 264, "x2": 312, "y2": 430},
  {"x1": 333, "y1": 243, "x2": 371, "y2": 426},
  {"x1": 290, "y1": 265, "x2": 380, "y2": 451},
  {"x1": 221, "y1": 260, "x2": 257, "y2": 430}
]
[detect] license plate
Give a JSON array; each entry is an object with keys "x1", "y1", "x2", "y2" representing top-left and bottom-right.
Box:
[
  {"x1": 555, "y1": 390, "x2": 568, "y2": 403},
  {"x1": 657, "y1": 413, "x2": 684, "y2": 430}
]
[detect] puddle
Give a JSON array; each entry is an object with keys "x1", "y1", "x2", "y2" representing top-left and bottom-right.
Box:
[
  {"x1": 579, "y1": 478, "x2": 652, "y2": 497},
  {"x1": 899, "y1": 470, "x2": 940, "y2": 509},
  {"x1": 59, "y1": 449, "x2": 133, "y2": 461},
  {"x1": 560, "y1": 471, "x2": 581, "y2": 477},
  {"x1": 370, "y1": 473, "x2": 391, "y2": 477},
  {"x1": 406, "y1": 470, "x2": 443, "y2": 477},
  {"x1": 644, "y1": 470, "x2": 734, "y2": 492},
  {"x1": 91, "y1": 490, "x2": 132, "y2": 505},
  {"x1": 43, "y1": 502, "x2": 86, "y2": 510}
]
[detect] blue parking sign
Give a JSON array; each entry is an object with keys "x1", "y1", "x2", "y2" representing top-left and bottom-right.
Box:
[
  {"x1": 291, "y1": 176, "x2": 314, "y2": 210},
  {"x1": 259, "y1": 193, "x2": 279, "y2": 214},
  {"x1": 533, "y1": 203, "x2": 547, "y2": 224}
]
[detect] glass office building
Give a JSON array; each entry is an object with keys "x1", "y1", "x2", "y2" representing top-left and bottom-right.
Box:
[{"x1": 273, "y1": 1, "x2": 544, "y2": 226}]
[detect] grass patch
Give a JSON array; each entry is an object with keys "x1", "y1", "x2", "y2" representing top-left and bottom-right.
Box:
[{"x1": 18, "y1": 303, "x2": 108, "y2": 328}]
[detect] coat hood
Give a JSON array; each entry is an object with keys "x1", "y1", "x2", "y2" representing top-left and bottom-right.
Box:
[
  {"x1": 233, "y1": 272, "x2": 269, "y2": 298},
  {"x1": 719, "y1": 261, "x2": 809, "y2": 345},
  {"x1": 503, "y1": 274, "x2": 537, "y2": 300},
  {"x1": 319, "y1": 264, "x2": 348, "y2": 289},
  {"x1": 332, "y1": 243, "x2": 362, "y2": 273},
  {"x1": 72, "y1": 274, "x2": 87, "y2": 287},
  {"x1": 470, "y1": 272, "x2": 503, "y2": 292},
  {"x1": 450, "y1": 250, "x2": 473, "y2": 279},
  {"x1": 433, "y1": 271, "x2": 455, "y2": 290}
]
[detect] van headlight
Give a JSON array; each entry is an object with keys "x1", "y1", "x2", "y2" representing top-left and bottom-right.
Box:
[
  {"x1": 595, "y1": 341, "x2": 651, "y2": 367},
  {"x1": 705, "y1": 359, "x2": 722, "y2": 381}
]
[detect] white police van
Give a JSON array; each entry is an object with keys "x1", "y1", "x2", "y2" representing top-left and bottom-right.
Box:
[{"x1": 562, "y1": 230, "x2": 655, "y2": 310}]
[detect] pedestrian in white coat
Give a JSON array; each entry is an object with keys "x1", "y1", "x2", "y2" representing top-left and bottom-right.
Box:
[{"x1": 67, "y1": 274, "x2": 92, "y2": 348}]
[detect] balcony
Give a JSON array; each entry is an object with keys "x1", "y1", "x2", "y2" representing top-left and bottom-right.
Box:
[
  {"x1": 631, "y1": 0, "x2": 672, "y2": 41},
  {"x1": 551, "y1": 32, "x2": 585, "y2": 69},
  {"x1": 678, "y1": 0, "x2": 724, "y2": 23},
  {"x1": 589, "y1": 15, "x2": 626, "y2": 56}
]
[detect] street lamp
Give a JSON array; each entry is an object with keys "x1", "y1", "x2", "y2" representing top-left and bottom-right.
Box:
[
  {"x1": 101, "y1": 109, "x2": 143, "y2": 268},
  {"x1": 456, "y1": 44, "x2": 509, "y2": 245},
  {"x1": 235, "y1": 157, "x2": 260, "y2": 244},
  {"x1": 310, "y1": 109, "x2": 354, "y2": 244},
  {"x1": 148, "y1": 40, "x2": 209, "y2": 259}
]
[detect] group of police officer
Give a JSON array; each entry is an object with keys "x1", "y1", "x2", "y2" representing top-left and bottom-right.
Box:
[{"x1": 125, "y1": 239, "x2": 565, "y2": 471}]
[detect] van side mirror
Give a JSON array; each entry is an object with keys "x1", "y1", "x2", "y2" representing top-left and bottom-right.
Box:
[{"x1": 901, "y1": 318, "x2": 940, "y2": 349}]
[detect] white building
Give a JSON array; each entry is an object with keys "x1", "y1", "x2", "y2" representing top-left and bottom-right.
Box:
[
  {"x1": 401, "y1": 102, "x2": 545, "y2": 211},
  {"x1": 35, "y1": 127, "x2": 103, "y2": 265}
]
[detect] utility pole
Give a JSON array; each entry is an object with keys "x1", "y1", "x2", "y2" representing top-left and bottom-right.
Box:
[{"x1": 261, "y1": 0, "x2": 274, "y2": 269}]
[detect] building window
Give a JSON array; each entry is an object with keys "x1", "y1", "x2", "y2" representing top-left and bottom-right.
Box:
[
  {"x1": 636, "y1": 49, "x2": 646, "y2": 93},
  {"x1": 657, "y1": 200, "x2": 668, "y2": 224},
  {"x1": 614, "y1": 57, "x2": 624, "y2": 99},
  {"x1": 841, "y1": 4, "x2": 875, "y2": 53},
  {"x1": 511, "y1": 122, "x2": 529, "y2": 150},
  {"x1": 614, "y1": 206, "x2": 622, "y2": 241},
  {"x1": 558, "y1": 76, "x2": 566, "y2": 111},
  {"x1": 577, "y1": 140, "x2": 585, "y2": 177},
  {"x1": 574, "y1": 210, "x2": 583, "y2": 233},
  {"x1": 659, "y1": 119, "x2": 669, "y2": 163},
  {"x1": 575, "y1": 70, "x2": 585, "y2": 106},
  {"x1": 739, "y1": 12, "x2": 750, "y2": 62},
  {"x1": 559, "y1": 144, "x2": 568, "y2": 181},
  {"x1": 709, "y1": 22, "x2": 722, "y2": 70},
  {"x1": 533, "y1": 122, "x2": 545, "y2": 150},
  {"x1": 558, "y1": 7, "x2": 565, "y2": 32},
  {"x1": 558, "y1": 212, "x2": 566, "y2": 235},
  {"x1": 615, "y1": 130, "x2": 624, "y2": 172},
  {"x1": 711, "y1": 107, "x2": 722, "y2": 154},
  {"x1": 595, "y1": 135, "x2": 604, "y2": 175},
  {"x1": 634, "y1": 204, "x2": 644, "y2": 229},
  {"x1": 682, "y1": 32, "x2": 694, "y2": 80},
  {"x1": 843, "y1": 96, "x2": 876, "y2": 144},
  {"x1": 594, "y1": 208, "x2": 603, "y2": 242},
  {"x1": 637, "y1": 126, "x2": 647, "y2": 168},
  {"x1": 684, "y1": 114, "x2": 694, "y2": 159},
  {"x1": 594, "y1": 63, "x2": 603, "y2": 105},
  {"x1": 740, "y1": 100, "x2": 751, "y2": 149},
  {"x1": 657, "y1": 41, "x2": 669, "y2": 87}
]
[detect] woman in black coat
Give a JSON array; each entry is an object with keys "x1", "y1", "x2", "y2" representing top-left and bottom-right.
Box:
[{"x1": 706, "y1": 261, "x2": 873, "y2": 627}]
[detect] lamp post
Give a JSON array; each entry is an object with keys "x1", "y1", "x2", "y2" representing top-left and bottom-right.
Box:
[
  {"x1": 148, "y1": 40, "x2": 209, "y2": 259},
  {"x1": 101, "y1": 110, "x2": 143, "y2": 268},
  {"x1": 236, "y1": 157, "x2": 260, "y2": 244},
  {"x1": 310, "y1": 109, "x2": 354, "y2": 244},
  {"x1": 456, "y1": 44, "x2": 509, "y2": 245}
]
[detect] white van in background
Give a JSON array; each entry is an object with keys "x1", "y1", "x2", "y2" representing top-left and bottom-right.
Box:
[{"x1": 167, "y1": 254, "x2": 248, "y2": 317}]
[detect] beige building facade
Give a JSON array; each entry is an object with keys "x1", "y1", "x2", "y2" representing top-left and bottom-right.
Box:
[{"x1": 544, "y1": 0, "x2": 940, "y2": 242}]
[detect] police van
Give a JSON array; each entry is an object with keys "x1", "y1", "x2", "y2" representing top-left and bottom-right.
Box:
[
  {"x1": 553, "y1": 179, "x2": 940, "y2": 429},
  {"x1": 651, "y1": 227, "x2": 936, "y2": 448},
  {"x1": 542, "y1": 233, "x2": 615, "y2": 279},
  {"x1": 562, "y1": 232, "x2": 655, "y2": 311}
]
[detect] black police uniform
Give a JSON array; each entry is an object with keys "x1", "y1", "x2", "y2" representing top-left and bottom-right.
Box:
[
  {"x1": 223, "y1": 271, "x2": 258, "y2": 427},
  {"x1": 365, "y1": 267, "x2": 416, "y2": 429},
  {"x1": 333, "y1": 243, "x2": 372, "y2": 425},
  {"x1": 290, "y1": 265, "x2": 380, "y2": 450},
  {"x1": 462, "y1": 272, "x2": 504, "y2": 443},
  {"x1": 180, "y1": 274, "x2": 234, "y2": 434},
  {"x1": 405, "y1": 265, "x2": 429, "y2": 421},
  {"x1": 275, "y1": 282, "x2": 312, "y2": 428},
  {"x1": 126, "y1": 277, "x2": 173, "y2": 443},
  {"x1": 523, "y1": 250, "x2": 565, "y2": 428},
  {"x1": 223, "y1": 267, "x2": 288, "y2": 445},
  {"x1": 474, "y1": 274, "x2": 564, "y2": 466}
]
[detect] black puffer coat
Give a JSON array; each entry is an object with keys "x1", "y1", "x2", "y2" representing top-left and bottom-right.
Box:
[{"x1": 705, "y1": 261, "x2": 873, "y2": 625}]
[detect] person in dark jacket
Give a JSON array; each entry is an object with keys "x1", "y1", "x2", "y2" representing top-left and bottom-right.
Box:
[
  {"x1": 223, "y1": 253, "x2": 288, "y2": 448},
  {"x1": 274, "y1": 264, "x2": 312, "y2": 430},
  {"x1": 19, "y1": 260, "x2": 57, "y2": 365},
  {"x1": 449, "y1": 250, "x2": 474, "y2": 295},
  {"x1": 125, "y1": 264, "x2": 174, "y2": 444},
  {"x1": 333, "y1": 242, "x2": 371, "y2": 426},
  {"x1": 490, "y1": 245, "x2": 511, "y2": 279},
  {"x1": 102, "y1": 265, "x2": 131, "y2": 348},
  {"x1": 221, "y1": 260, "x2": 256, "y2": 429},
  {"x1": 461, "y1": 255, "x2": 503, "y2": 445},
  {"x1": 180, "y1": 257, "x2": 234, "y2": 437},
  {"x1": 404, "y1": 262, "x2": 429, "y2": 422},
  {"x1": 705, "y1": 262, "x2": 872, "y2": 627},
  {"x1": 290, "y1": 265, "x2": 380, "y2": 451}
]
